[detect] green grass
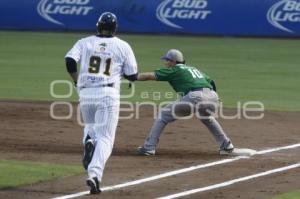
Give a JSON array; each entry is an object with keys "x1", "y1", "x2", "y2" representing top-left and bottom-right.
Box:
[
  {"x1": 267, "y1": 190, "x2": 300, "y2": 199},
  {"x1": 0, "y1": 159, "x2": 83, "y2": 189},
  {"x1": 0, "y1": 31, "x2": 300, "y2": 111}
]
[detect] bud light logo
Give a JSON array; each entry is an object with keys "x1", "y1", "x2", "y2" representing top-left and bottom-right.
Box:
[
  {"x1": 37, "y1": 0, "x2": 93, "y2": 25},
  {"x1": 267, "y1": 0, "x2": 300, "y2": 33},
  {"x1": 156, "y1": 0, "x2": 211, "y2": 29}
]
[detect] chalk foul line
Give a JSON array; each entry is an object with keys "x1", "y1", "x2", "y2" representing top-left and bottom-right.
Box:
[
  {"x1": 51, "y1": 143, "x2": 300, "y2": 199},
  {"x1": 157, "y1": 162, "x2": 300, "y2": 199}
]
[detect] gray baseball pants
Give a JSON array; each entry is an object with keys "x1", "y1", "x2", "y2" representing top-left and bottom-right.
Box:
[{"x1": 142, "y1": 88, "x2": 232, "y2": 151}]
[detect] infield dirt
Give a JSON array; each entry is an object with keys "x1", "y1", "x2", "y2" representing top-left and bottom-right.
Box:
[{"x1": 0, "y1": 101, "x2": 299, "y2": 199}]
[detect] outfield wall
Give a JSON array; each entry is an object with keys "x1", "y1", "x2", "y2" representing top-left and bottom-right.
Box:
[{"x1": 1, "y1": 0, "x2": 300, "y2": 37}]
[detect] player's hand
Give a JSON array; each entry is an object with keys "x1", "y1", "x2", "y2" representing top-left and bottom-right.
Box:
[{"x1": 73, "y1": 81, "x2": 79, "y2": 94}]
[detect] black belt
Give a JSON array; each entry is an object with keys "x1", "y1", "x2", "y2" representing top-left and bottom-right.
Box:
[
  {"x1": 81, "y1": 83, "x2": 114, "y2": 89},
  {"x1": 103, "y1": 83, "x2": 114, "y2": 87}
]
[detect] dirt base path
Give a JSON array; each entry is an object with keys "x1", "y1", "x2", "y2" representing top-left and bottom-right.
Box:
[{"x1": 0, "y1": 101, "x2": 299, "y2": 199}]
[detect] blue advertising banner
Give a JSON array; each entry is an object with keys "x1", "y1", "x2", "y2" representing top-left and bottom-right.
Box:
[{"x1": 0, "y1": 0, "x2": 300, "y2": 37}]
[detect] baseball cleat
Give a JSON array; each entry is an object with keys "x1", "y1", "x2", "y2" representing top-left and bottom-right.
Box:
[
  {"x1": 219, "y1": 140, "x2": 234, "y2": 155},
  {"x1": 137, "y1": 146, "x2": 155, "y2": 156},
  {"x1": 86, "y1": 177, "x2": 101, "y2": 194},
  {"x1": 82, "y1": 139, "x2": 95, "y2": 170},
  {"x1": 219, "y1": 148, "x2": 256, "y2": 156}
]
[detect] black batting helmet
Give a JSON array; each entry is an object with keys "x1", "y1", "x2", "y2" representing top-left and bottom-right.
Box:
[{"x1": 96, "y1": 12, "x2": 117, "y2": 36}]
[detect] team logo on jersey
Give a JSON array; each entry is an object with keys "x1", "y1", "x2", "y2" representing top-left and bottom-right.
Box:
[
  {"x1": 37, "y1": 0, "x2": 93, "y2": 25},
  {"x1": 99, "y1": 43, "x2": 106, "y2": 52},
  {"x1": 267, "y1": 0, "x2": 300, "y2": 33},
  {"x1": 156, "y1": 0, "x2": 211, "y2": 29}
]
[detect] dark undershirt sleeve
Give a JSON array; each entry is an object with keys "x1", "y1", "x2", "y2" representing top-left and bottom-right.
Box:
[
  {"x1": 65, "y1": 57, "x2": 77, "y2": 73},
  {"x1": 123, "y1": 73, "x2": 138, "y2": 81}
]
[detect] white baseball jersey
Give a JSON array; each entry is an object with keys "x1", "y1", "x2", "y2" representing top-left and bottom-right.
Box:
[
  {"x1": 65, "y1": 35, "x2": 138, "y2": 91},
  {"x1": 65, "y1": 35, "x2": 137, "y2": 182}
]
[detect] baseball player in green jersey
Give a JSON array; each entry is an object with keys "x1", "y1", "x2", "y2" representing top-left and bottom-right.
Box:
[{"x1": 136, "y1": 49, "x2": 256, "y2": 156}]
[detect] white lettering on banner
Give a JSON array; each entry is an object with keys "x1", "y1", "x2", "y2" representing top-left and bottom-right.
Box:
[
  {"x1": 172, "y1": 0, "x2": 207, "y2": 9},
  {"x1": 37, "y1": 0, "x2": 93, "y2": 25},
  {"x1": 274, "y1": 12, "x2": 300, "y2": 22},
  {"x1": 156, "y1": 0, "x2": 211, "y2": 29},
  {"x1": 267, "y1": 0, "x2": 300, "y2": 33},
  {"x1": 53, "y1": 0, "x2": 89, "y2": 5},
  {"x1": 163, "y1": 9, "x2": 210, "y2": 19},
  {"x1": 283, "y1": 0, "x2": 300, "y2": 11},
  {"x1": 44, "y1": 4, "x2": 92, "y2": 15}
]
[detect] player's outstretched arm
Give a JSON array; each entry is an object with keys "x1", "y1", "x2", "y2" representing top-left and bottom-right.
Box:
[{"x1": 137, "y1": 72, "x2": 156, "y2": 81}]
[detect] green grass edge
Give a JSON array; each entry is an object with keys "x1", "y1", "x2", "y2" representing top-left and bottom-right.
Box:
[{"x1": 0, "y1": 159, "x2": 83, "y2": 189}]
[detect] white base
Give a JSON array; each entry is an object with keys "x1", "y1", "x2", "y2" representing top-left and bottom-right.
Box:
[{"x1": 231, "y1": 148, "x2": 257, "y2": 156}]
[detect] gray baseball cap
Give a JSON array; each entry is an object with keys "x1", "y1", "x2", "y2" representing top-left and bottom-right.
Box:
[{"x1": 161, "y1": 49, "x2": 184, "y2": 62}]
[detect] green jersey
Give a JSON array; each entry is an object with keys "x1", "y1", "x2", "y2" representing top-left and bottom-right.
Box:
[{"x1": 154, "y1": 64, "x2": 213, "y2": 95}]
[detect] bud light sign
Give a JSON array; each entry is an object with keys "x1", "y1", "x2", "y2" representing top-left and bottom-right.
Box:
[
  {"x1": 267, "y1": 0, "x2": 300, "y2": 33},
  {"x1": 0, "y1": 0, "x2": 300, "y2": 37},
  {"x1": 156, "y1": 0, "x2": 211, "y2": 29},
  {"x1": 37, "y1": 0, "x2": 93, "y2": 25}
]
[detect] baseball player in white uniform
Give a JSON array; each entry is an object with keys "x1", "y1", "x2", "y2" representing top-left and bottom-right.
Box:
[{"x1": 65, "y1": 12, "x2": 138, "y2": 194}]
